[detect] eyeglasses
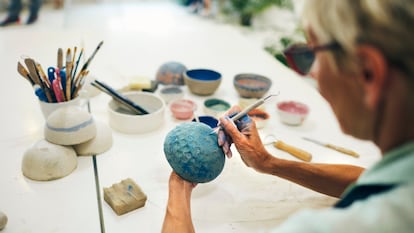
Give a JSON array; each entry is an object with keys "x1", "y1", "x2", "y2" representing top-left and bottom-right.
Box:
[{"x1": 283, "y1": 42, "x2": 340, "y2": 75}]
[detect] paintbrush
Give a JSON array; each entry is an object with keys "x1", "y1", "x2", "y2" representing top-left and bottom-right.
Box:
[
  {"x1": 80, "y1": 40, "x2": 103, "y2": 73},
  {"x1": 57, "y1": 48, "x2": 63, "y2": 69},
  {"x1": 72, "y1": 48, "x2": 83, "y2": 81},
  {"x1": 66, "y1": 48, "x2": 72, "y2": 100},
  {"x1": 72, "y1": 70, "x2": 89, "y2": 98}
]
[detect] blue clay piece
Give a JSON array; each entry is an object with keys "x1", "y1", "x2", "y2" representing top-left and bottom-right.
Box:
[{"x1": 164, "y1": 122, "x2": 225, "y2": 183}]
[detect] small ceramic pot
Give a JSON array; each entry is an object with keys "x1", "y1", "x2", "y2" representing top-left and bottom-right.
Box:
[
  {"x1": 184, "y1": 69, "x2": 222, "y2": 96},
  {"x1": 108, "y1": 92, "x2": 165, "y2": 134},
  {"x1": 277, "y1": 101, "x2": 309, "y2": 126},
  {"x1": 170, "y1": 99, "x2": 197, "y2": 120}
]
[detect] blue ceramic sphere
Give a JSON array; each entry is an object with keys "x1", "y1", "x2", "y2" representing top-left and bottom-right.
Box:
[{"x1": 164, "y1": 122, "x2": 225, "y2": 183}]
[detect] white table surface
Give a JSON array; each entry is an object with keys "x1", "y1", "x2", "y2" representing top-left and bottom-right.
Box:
[{"x1": 0, "y1": 1, "x2": 381, "y2": 232}]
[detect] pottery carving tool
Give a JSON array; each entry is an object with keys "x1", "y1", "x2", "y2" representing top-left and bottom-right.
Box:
[
  {"x1": 302, "y1": 137, "x2": 360, "y2": 158},
  {"x1": 91, "y1": 80, "x2": 149, "y2": 115},
  {"x1": 17, "y1": 61, "x2": 35, "y2": 85},
  {"x1": 24, "y1": 58, "x2": 41, "y2": 85},
  {"x1": 212, "y1": 93, "x2": 278, "y2": 134},
  {"x1": 264, "y1": 135, "x2": 312, "y2": 162}
]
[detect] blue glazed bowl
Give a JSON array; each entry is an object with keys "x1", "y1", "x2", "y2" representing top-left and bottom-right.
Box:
[
  {"x1": 192, "y1": 115, "x2": 219, "y2": 128},
  {"x1": 164, "y1": 122, "x2": 225, "y2": 183},
  {"x1": 233, "y1": 73, "x2": 272, "y2": 98},
  {"x1": 184, "y1": 69, "x2": 222, "y2": 96}
]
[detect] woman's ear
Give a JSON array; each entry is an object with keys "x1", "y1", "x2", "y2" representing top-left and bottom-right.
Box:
[{"x1": 356, "y1": 45, "x2": 388, "y2": 110}]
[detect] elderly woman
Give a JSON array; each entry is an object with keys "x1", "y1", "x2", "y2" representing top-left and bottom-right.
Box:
[{"x1": 162, "y1": 0, "x2": 414, "y2": 232}]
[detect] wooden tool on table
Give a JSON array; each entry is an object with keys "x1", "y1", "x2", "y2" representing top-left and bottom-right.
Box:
[
  {"x1": 302, "y1": 137, "x2": 360, "y2": 158},
  {"x1": 264, "y1": 135, "x2": 312, "y2": 162}
]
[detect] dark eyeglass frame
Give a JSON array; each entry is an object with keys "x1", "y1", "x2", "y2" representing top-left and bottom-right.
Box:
[{"x1": 283, "y1": 42, "x2": 340, "y2": 75}]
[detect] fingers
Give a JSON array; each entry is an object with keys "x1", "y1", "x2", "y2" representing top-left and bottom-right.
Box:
[
  {"x1": 217, "y1": 128, "x2": 226, "y2": 147},
  {"x1": 219, "y1": 116, "x2": 244, "y2": 142}
]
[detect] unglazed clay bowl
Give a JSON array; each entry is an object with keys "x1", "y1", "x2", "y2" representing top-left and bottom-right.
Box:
[
  {"x1": 233, "y1": 73, "x2": 272, "y2": 98},
  {"x1": 44, "y1": 106, "x2": 97, "y2": 146},
  {"x1": 192, "y1": 115, "x2": 219, "y2": 128},
  {"x1": 203, "y1": 98, "x2": 231, "y2": 118},
  {"x1": 170, "y1": 99, "x2": 197, "y2": 120},
  {"x1": 184, "y1": 69, "x2": 222, "y2": 96},
  {"x1": 73, "y1": 121, "x2": 113, "y2": 156},
  {"x1": 156, "y1": 61, "x2": 187, "y2": 85},
  {"x1": 108, "y1": 92, "x2": 165, "y2": 134},
  {"x1": 22, "y1": 139, "x2": 78, "y2": 181},
  {"x1": 277, "y1": 101, "x2": 309, "y2": 126},
  {"x1": 164, "y1": 122, "x2": 225, "y2": 183}
]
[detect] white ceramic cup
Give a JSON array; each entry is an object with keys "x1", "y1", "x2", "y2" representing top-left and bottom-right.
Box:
[{"x1": 38, "y1": 96, "x2": 87, "y2": 119}]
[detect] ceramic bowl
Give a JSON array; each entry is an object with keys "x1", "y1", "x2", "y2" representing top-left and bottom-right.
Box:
[
  {"x1": 203, "y1": 98, "x2": 231, "y2": 118},
  {"x1": 44, "y1": 106, "x2": 97, "y2": 146},
  {"x1": 156, "y1": 61, "x2": 187, "y2": 85},
  {"x1": 108, "y1": 92, "x2": 165, "y2": 134},
  {"x1": 184, "y1": 69, "x2": 222, "y2": 96},
  {"x1": 159, "y1": 85, "x2": 184, "y2": 104},
  {"x1": 233, "y1": 73, "x2": 272, "y2": 98},
  {"x1": 192, "y1": 115, "x2": 219, "y2": 128},
  {"x1": 22, "y1": 139, "x2": 78, "y2": 181},
  {"x1": 170, "y1": 99, "x2": 197, "y2": 120},
  {"x1": 277, "y1": 101, "x2": 309, "y2": 126},
  {"x1": 73, "y1": 121, "x2": 113, "y2": 156},
  {"x1": 247, "y1": 108, "x2": 270, "y2": 129}
]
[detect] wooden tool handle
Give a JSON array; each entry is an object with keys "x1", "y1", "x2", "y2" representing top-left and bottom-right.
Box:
[
  {"x1": 274, "y1": 141, "x2": 312, "y2": 162},
  {"x1": 326, "y1": 144, "x2": 360, "y2": 158}
]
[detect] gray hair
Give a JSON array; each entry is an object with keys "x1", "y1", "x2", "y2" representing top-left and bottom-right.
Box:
[{"x1": 302, "y1": 0, "x2": 414, "y2": 77}]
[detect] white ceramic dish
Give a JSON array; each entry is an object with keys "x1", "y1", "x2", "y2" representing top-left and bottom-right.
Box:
[
  {"x1": 108, "y1": 92, "x2": 165, "y2": 134},
  {"x1": 44, "y1": 106, "x2": 97, "y2": 146},
  {"x1": 22, "y1": 139, "x2": 78, "y2": 181},
  {"x1": 74, "y1": 121, "x2": 113, "y2": 156}
]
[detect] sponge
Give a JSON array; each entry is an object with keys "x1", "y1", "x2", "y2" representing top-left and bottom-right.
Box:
[
  {"x1": 128, "y1": 76, "x2": 152, "y2": 90},
  {"x1": 103, "y1": 178, "x2": 147, "y2": 215}
]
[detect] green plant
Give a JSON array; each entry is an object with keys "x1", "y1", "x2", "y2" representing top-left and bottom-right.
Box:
[{"x1": 229, "y1": 0, "x2": 293, "y2": 26}]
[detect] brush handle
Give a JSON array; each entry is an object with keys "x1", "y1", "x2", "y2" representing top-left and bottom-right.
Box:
[{"x1": 326, "y1": 144, "x2": 360, "y2": 158}]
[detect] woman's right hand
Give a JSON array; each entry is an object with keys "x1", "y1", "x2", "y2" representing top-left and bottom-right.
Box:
[{"x1": 218, "y1": 106, "x2": 271, "y2": 172}]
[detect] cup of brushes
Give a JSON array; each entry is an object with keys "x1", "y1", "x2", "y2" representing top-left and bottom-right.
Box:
[{"x1": 17, "y1": 41, "x2": 104, "y2": 118}]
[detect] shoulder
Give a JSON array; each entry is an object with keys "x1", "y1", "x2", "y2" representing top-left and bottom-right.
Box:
[{"x1": 271, "y1": 183, "x2": 414, "y2": 233}]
